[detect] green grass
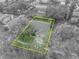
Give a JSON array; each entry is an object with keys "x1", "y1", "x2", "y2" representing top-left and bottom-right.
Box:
[{"x1": 18, "y1": 24, "x2": 36, "y2": 43}]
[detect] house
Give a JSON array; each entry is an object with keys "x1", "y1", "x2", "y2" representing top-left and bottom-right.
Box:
[
  {"x1": 35, "y1": 4, "x2": 48, "y2": 16},
  {"x1": 72, "y1": 12, "x2": 79, "y2": 17}
]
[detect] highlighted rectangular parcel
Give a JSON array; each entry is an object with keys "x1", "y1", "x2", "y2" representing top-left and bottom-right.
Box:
[{"x1": 11, "y1": 16, "x2": 55, "y2": 54}]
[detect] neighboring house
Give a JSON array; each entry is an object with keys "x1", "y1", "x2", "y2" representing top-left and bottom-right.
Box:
[
  {"x1": 0, "y1": 14, "x2": 14, "y2": 25},
  {"x1": 58, "y1": 0, "x2": 66, "y2": 5},
  {"x1": 35, "y1": 4, "x2": 48, "y2": 16},
  {"x1": 72, "y1": 12, "x2": 79, "y2": 17},
  {"x1": 70, "y1": 11, "x2": 79, "y2": 24},
  {"x1": 6, "y1": 15, "x2": 29, "y2": 30},
  {"x1": 2, "y1": 14, "x2": 14, "y2": 24},
  {"x1": 39, "y1": 0, "x2": 50, "y2": 4},
  {"x1": 0, "y1": 0, "x2": 5, "y2": 2}
]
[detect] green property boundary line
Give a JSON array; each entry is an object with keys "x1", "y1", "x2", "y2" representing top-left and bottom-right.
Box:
[
  {"x1": 11, "y1": 16, "x2": 55, "y2": 55},
  {"x1": 32, "y1": 16, "x2": 55, "y2": 25}
]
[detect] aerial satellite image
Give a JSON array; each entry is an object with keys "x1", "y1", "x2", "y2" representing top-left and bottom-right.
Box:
[{"x1": 0, "y1": 0, "x2": 79, "y2": 59}]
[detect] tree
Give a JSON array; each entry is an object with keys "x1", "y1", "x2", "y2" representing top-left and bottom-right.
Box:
[
  {"x1": 66, "y1": 0, "x2": 77, "y2": 22},
  {"x1": 45, "y1": 0, "x2": 79, "y2": 24},
  {"x1": 46, "y1": 3, "x2": 68, "y2": 24}
]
